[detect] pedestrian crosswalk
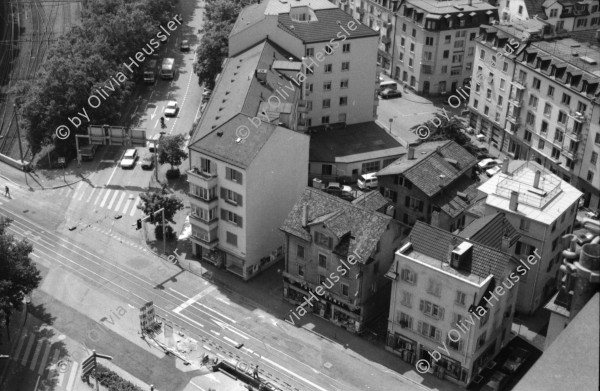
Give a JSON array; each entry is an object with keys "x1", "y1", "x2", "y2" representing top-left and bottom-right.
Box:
[
  {"x1": 56, "y1": 182, "x2": 141, "y2": 217},
  {"x1": 10, "y1": 333, "x2": 80, "y2": 390}
]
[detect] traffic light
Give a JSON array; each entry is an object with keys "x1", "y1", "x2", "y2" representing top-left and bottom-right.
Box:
[
  {"x1": 136, "y1": 219, "x2": 142, "y2": 230},
  {"x1": 149, "y1": 213, "x2": 155, "y2": 223}
]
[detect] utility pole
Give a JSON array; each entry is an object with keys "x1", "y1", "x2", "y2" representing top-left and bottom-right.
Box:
[{"x1": 139, "y1": 207, "x2": 167, "y2": 254}]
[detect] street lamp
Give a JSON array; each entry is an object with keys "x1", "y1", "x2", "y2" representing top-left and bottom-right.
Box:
[{"x1": 388, "y1": 118, "x2": 393, "y2": 134}]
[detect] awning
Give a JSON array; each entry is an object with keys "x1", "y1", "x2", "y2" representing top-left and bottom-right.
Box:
[
  {"x1": 426, "y1": 13, "x2": 442, "y2": 20},
  {"x1": 469, "y1": 12, "x2": 476, "y2": 16},
  {"x1": 486, "y1": 10, "x2": 494, "y2": 15},
  {"x1": 457, "y1": 13, "x2": 464, "y2": 17},
  {"x1": 444, "y1": 14, "x2": 451, "y2": 18}
]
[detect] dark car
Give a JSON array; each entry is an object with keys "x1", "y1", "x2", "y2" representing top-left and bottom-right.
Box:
[
  {"x1": 482, "y1": 371, "x2": 509, "y2": 391},
  {"x1": 501, "y1": 347, "x2": 530, "y2": 374},
  {"x1": 180, "y1": 39, "x2": 190, "y2": 51},
  {"x1": 141, "y1": 153, "x2": 154, "y2": 170},
  {"x1": 379, "y1": 88, "x2": 402, "y2": 99}
]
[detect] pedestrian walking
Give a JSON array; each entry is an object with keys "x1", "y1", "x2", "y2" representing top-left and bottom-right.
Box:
[
  {"x1": 4, "y1": 186, "x2": 9, "y2": 198},
  {"x1": 253, "y1": 365, "x2": 259, "y2": 379}
]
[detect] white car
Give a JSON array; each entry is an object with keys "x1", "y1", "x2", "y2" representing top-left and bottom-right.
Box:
[
  {"x1": 478, "y1": 158, "x2": 502, "y2": 170},
  {"x1": 326, "y1": 182, "x2": 352, "y2": 194},
  {"x1": 164, "y1": 100, "x2": 179, "y2": 117},
  {"x1": 120, "y1": 148, "x2": 138, "y2": 169},
  {"x1": 486, "y1": 166, "x2": 502, "y2": 177}
]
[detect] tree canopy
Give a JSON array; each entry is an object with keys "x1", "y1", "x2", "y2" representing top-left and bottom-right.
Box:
[
  {"x1": 138, "y1": 192, "x2": 184, "y2": 225},
  {"x1": 0, "y1": 218, "x2": 42, "y2": 332},
  {"x1": 157, "y1": 134, "x2": 188, "y2": 170}
]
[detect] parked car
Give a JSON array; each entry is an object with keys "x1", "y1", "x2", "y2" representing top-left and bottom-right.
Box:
[
  {"x1": 180, "y1": 39, "x2": 190, "y2": 51},
  {"x1": 478, "y1": 158, "x2": 502, "y2": 170},
  {"x1": 502, "y1": 347, "x2": 530, "y2": 374},
  {"x1": 147, "y1": 133, "x2": 162, "y2": 152},
  {"x1": 486, "y1": 166, "x2": 502, "y2": 177},
  {"x1": 325, "y1": 182, "x2": 352, "y2": 196},
  {"x1": 202, "y1": 89, "x2": 212, "y2": 102},
  {"x1": 379, "y1": 88, "x2": 402, "y2": 99},
  {"x1": 120, "y1": 148, "x2": 138, "y2": 169},
  {"x1": 357, "y1": 172, "x2": 378, "y2": 190},
  {"x1": 141, "y1": 153, "x2": 154, "y2": 170},
  {"x1": 482, "y1": 370, "x2": 509, "y2": 391},
  {"x1": 164, "y1": 100, "x2": 179, "y2": 117}
]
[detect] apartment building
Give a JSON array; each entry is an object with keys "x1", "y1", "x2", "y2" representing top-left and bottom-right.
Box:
[
  {"x1": 280, "y1": 187, "x2": 403, "y2": 333},
  {"x1": 229, "y1": 0, "x2": 380, "y2": 129},
  {"x1": 469, "y1": 24, "x2": 600, "y2": 209},
  {"x1": 390, "y1": 0, "x2": 497, "y2": 94},
  {"x1": 385, "y1": 221, "x2": 519, "y2": 385},
  {"x1": 477, "y1": 159, "x2": 583, "y2": 313},
  {"x1": 498, "y1": 0, "x2": 600, "y2": 32},
  {"x1": 187, "y1": 40, "x2": 310, "y2": 280},
  {"x1": 330, "y1": 0, "x2": 401, "y2": 75},
  {"x1": 377, "y1": 140, "x2": 482, "y2": 231}
]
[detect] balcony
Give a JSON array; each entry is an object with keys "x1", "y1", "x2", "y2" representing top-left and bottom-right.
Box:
[
  {"x1": 565, "y1": 128, "x2": 582, "y2": 141},
  {"x1": 511, "y1": 80, "x2": 526, "y2": 90},
  {"x1": 568, "y1": 111, "x2": 585, "y2": 123},
  {"x1": 297, "y1": 100, "x2": 309, "y2": 113},
  {"x1": 357, "y1": 7, "x2": 365, "y2": 15},
  {"x1": 561, "y1": 148, "x2": 578, "y2": 160},
  {"x1": 189, "y1": 214, "x2": 219, "y2": 231},
  {"x1": 381, "y1": 36, "x2": 391, "y2": 45},
  {"x1": 297, "y1": 118, "x2": 308, "y2": 131},
  {"x1": 190, "y1": 233, "x2": 219, "y2": 249},
  {"x1": 188, "y1": 167, "x2": 218, "y2": 188},
  {"x1": 509, "y1": 96, "x2": 522, "y2": 107}
]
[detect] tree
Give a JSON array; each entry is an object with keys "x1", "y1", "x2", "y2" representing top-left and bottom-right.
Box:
[
  {"x1": 0, "y1": 218, "x2": 42, "y2": 339},
  {"x1": 157, "y1": 134, "x2": 188, "y2": 170},
  {"x1": 137, "y1": 192, "x2": 184, "y2": 225}
]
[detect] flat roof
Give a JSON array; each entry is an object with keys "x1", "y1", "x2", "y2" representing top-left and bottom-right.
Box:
[{"x1": 405, "y1": 0, "x2": 496, "y2": 14}]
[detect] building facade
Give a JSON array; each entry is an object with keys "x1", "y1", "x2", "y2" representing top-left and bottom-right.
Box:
[
  {"x1": 280, "y1": 187, "x2": 403, "y2": 333},
  {"x1": 385, "y1": 221, "x2": 518, "y2": 386},
  {"x1": 476, "y1": 159, "x2": 583, "y2": 313},
  {"x1": 469, "y1": 24, "x2": 600, "y2": 209}
]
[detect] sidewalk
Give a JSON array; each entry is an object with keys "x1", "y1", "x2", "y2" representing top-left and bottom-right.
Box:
[{"x1": 0, "y1": 158, "x2": 89, "y2": 191}]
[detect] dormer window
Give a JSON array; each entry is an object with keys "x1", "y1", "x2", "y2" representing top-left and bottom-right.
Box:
[{"x1": 314, "y1": 231, "x2": 332, "y2": 249}]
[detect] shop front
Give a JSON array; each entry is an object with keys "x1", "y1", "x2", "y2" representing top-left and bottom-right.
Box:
[
  {"x1": 386, "y1": 332, "x2": 417, "y2": 365},
  {"x1": 419, "y1": 346, "x2": 468, "y2": 384}
]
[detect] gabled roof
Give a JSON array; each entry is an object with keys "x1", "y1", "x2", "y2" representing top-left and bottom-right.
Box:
[
  {"x1": 523, "y1": 0, "x2": 548, "y2": 20},
  {"x1": 459, "y1": 212, "x2": 521, "y2": 249},
  {"x1": 378, "y1": 141, "x2": 478, "y2": 198},
  {"x1": 352, "y1": 191, "x2": 390, "y2": 213},
  {"x1": 408, "y1": 221, "x2": 515, "y2": 280},
  {"x1": 431, "y1": 175, "x2": 485, "y2": 218},
  {"x1": 278, "y1": 8, "x2": 378, "y2": 44},
  {"x1": 280, "y1": 188, "x2": 392, "y2": 262},
  {"x1": 377, "y1": 141, "x2": 448, "y2": 176}
]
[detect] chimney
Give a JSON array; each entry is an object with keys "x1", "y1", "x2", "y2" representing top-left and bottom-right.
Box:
[
  {"x1": 408, "y1": 146, "x2": 415, "y2": 160},
  {"x1": 302, "y1": 204, "x2": 308, "y2": 227},
  {"x1": 502, "y1": 157, "x2": 509, "y2": 174},
  {"x1": 533, "y1": 170, "x2": 541, "y2": 189},
  {"x1": 439, "y1": 174, "x2": 446, "y2": 187},
  {"x1": 501, "y1": 235, "x2": 511, "y2": 252},
  {"x1": 431, "y1": 210, "x2": 441, "y2": 228},
  {"x1": 569, "y1": 243, "x2": 600, "y2": 321},
  {"x1": 509, "y1": 191, "x2": 519, "y2": 211}
]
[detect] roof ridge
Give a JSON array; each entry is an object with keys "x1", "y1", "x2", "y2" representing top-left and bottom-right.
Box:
[{"x1": 306, "y1": 188, "x2": 390, "y2": 221}]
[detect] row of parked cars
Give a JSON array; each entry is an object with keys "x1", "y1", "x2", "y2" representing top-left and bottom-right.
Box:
[
  {"x1": 481, "y1": 346, "x2": 531, "y2": 391},
  {"x1": 119, "y1": 148, "x2": 155, "y2": 170}
]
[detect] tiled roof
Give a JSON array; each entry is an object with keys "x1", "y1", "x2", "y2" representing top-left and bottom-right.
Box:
[
  {"x1": 431, "y1": 175, "x2": 485, "y2": 218},
  {"x1": 309, "y1": 122, "x2": 404, "y2": 163},
  {"x1": 408, "y1": 221, "x2": 514, "y2": 280},
  {"x1": 523, "y1": 0, "x2": 548, "y2": 20},
  {"x1": 376, "y1": 141, "x2": 448, "y2": 176},
  {"x1": 351, "y1": 191, "x2": 390, "y2": 213},
  {"x1": 405, "y1": 0, "x2": 496, "y2": 14},
  {"x1": 459, "y1": 212, "x2": 521, "y2": 250},
  {"x1": 230, "y1": 1, "x2": 269, "y2": 36},
  {"x1": 278, "y1": 9, "x2": 378, "y2": 44},
  {"x1": 379, "y1": 140, "x2": 478, "y2": 198},
  {"x1": 280, "y1": 188, "x2": 392, "y2": 262}
]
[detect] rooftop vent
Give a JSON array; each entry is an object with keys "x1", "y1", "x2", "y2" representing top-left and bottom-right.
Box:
[
  {"x1": 445, "y1": 158, "x2": 459, "y2": 168},
  {"x1": 580, "y1": 56, "x2": 598, "y2": 65},
  {"x1": 451, "y1": 241, "x2": 473, "y2": 269},
  {"x1": 457, "y1": 192, "x2": 469, "y2": 201},
  {"x1": 256, "y1": 69, "x2": 268, "y2": 83},
  {"x1": 217, "y1": 130, "x2": 223, "y2": 137}
]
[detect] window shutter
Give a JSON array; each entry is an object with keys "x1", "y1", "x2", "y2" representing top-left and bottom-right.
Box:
[
  {"x1": 459, "y1": 340, "x2": 464, "y2": 351},
  {"x1": 221, "y1": 209, "x2": 227, "y2": 220},
  {"x1": 221, "y1": 187, "x2": 227, "y2": 199},
  {"x1": 417, "y1": 321, "x2": 423, "y2": 334},
  {"x1": 419, "y1": 299, "x2": 424, "y2": 312},
  {"x1": 226, "y1": 167, "x2": 232, "y2": 180},
  {"x1": 236, "y1": 193, "x2": 243, "y2": 206},
  {"x1": 404, "y1": 196, "x2": 410, "y2": 207},
  {"x1": 435, "y1": 329, "x2": 441, "y2": 342},
  {"x1": 211, "y1": 161, "x2": 217, "y2": 174},
  {"x1": 439, "y1": 308, "x2": 445, "y2": 320},
  {"x1": 237, "y1": 172, "x2": 243, "y2": 185},
  {"x1": 238, "y1": 216, "x2": 243, "y2": 228}
]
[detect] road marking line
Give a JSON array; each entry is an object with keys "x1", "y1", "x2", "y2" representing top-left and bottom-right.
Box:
[
  {"x1": 223, "y1": 336, "x2": 239, "y2": 346},
  {"x1": 216, "y1": 297, "x2": 230, "y2": 305},
  {"x1": 228, "y1": 327, "x2": 250, "y2": 340},
  {"x1": 172, "y1": 287, "x2": 216, "y2": 313},
  {"x1": 100, "y1": 190, "x2": 112, "y2": 208},
  {"x1": 71, "y1": 182, "x2": 84, "y2": 200},
  {"x1": 189, "y1": 381, "x2": 206, "y2": 391},
  {"x1": 66, "y1": 361, "x2": 79, "y2": 391},
  {"x1": 37, "y1": 237, "x2": 55, "y2": 247},
  {"x1": 86, "y1": 188, "x2": 97, "y2": 203},
  {"x1": 107, "y1": 190, "x2": 120, "y2": 209},
  {"x1": 174, "y1": 312, "x2": 204, "y2": 328},
  {"x1": 38, "y1": 342, "x2": 51, "y2": 376},
  {"x1": 94, "y1": 188, "x2": 104, "y2": 205},
  {"x1": 29, "y1": 339, "x2": 43, "y2": 371},
  {"x1": 21, "y1": 334, "x2": 35, "y2": 366},
  {"x1": 261, "y1": 356, "x2": 329, "y2": 391},
  {"x1": 13, "y1": 334, "x2": 27, "y2": 362},
  {"x1": 130, "y1": 196, "x2": 140, "y2": 216},
  {"x1": 203, "y1": 345, "x2": 211, "y2": 351},
  {"x1": 210, "y1": 330, "x2": 220, "y2": 336},
  {"x1": 114, "y1": 192, "x2": 126, "y2": 211},
  {"x1": 122, "y1": 196, "x2": 132, "y2": 213}
]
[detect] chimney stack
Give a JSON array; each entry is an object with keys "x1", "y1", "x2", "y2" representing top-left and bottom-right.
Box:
[
  {"x1": 302, "y1": 204, "x2": 308, "y2": 227},
  {"x1": 501, "y1": 235, "x2": 511, "y2": 252},
  {"x1": 502, "y1": 157, "x2": 509, "y2": 174},
  {"x1": 533, "y1": 170, "x2": 541, "y2": 189},
  {"x1": 509, "y1": 191, "x2": 519, "y2": 211},
  {"x1": 408, "y1": 146, "x2": 415, "y2": 160}
]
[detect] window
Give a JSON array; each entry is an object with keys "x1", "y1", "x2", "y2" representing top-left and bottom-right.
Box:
[
  {"x1": 558, "y1": 111, "x2": 567, "y2": 125},
  {"x1": 500, "y1": 79, "x2": 506, "y2": 90},
  {"x1": 538, "y1": 139, "x2": 545, "y2": 150},
  {"x1": 200, "y1": 157, "x2": 213, "y2": 173},
  {"x1": 547, "y1": 85, "x2": 554, "y2": 97},
  {"x1": 224, "y1": 188, "x2": 242, "y2": 205},
  {"x1": 587, "y1": 171, "x2": 594, "y2": 182},
  {"x1": 324, "y1": 64, "x2": 332, "y2": 73},
  {"x1": 470, "y1": 32, "x2": 476, "y2": 41},
  {"x1": 339, "y1": 96, "x2": 347, "y2": 106},
  {"x1": 400, "y1": 37, "x2": 405, "y2": 47},
  {"x1": 443, "y1": 50, "x2": 449, "y2": 59},
  {"x1": 296, "y1": 245, "x2": 305, "y2": 259},
  {"x1": 480, "y1": 49, "x2": 486, "y2": 60},
  {"x1": 543, "y1": 103, "x2": 552, "y2": 116},
  {"x1": 484, "y1": 106, "x2": 490, "y2": 116},
  {"x1": 400, "y1": 268, "x2": 416, "y2": 284},
  {"x1": 321, "y1": 116, "x2": 329, "y2": 124},
  {"x1": 497, "y1": 95, "x2": 503, "y2": 107},
  {"x1": 314, "y1": 231, "x2": 332, "y2": 248},
  {"x1": 425, "y1": 37, "x2": 434, "y2": 46},
  {"x1": 362, "y1": 161, "x2": 380, "y2": 173},
  {"x1": 477, "y1": 332, "x2": 487, "y2": 349},
  {"x1": 447, "y1": 334, "x2": 464, "y2": 352},
  {"x1": 305, "y1": 48, "x2": 314, "y2": 57},
  {"x1": 480, "y1": 310, "x2": 490, "y2": 327},
  {"x1": 342, "y1": 43, "x2": 351, "y2": 53},
  {"x1": 426, "y1": 279, "x2": 442, "y2": 297},
  {"x1": 466, "y1": 62, "x2": 472, "y2": 71},
  {"x1": 410, "y1": 42, "x2": 415, "y2": 52},
  {"x1": 412, "y1": 28, "x2": 416, "y2": 37},
  {"x1": 341, "y1": 283, "x2": 349, "y2": 297},
  {"x1": 340, "y1": 79, "x2": 349, "y2": 89},
  {"x1": 399, "y1": 52, "x2": 404, "y2": 62},
  {"x1": 323, "y1": 81, "x2": 331, "y2": 91},
  {"x1": 408, "y1": 58, "x2": 413, "y2": 68},
  {"x1": 324, "y1": 45, "x2": 334, "y2": 55},
  {"x1": 467, "y1": 47, "x2": 474, "y2": 56},
  {"x1": 503, "y1": 62, "x2": 509, "y2": 72},
  {"x1": 532, "y1": 78, "x2": 541, "y2": 90},
  {"x1": 420, "y1": 300, "x2": 445, "y2": 320},
  {"x1": 524, "y1": 130, "x2": 532, "y2": 143},
  {"x1": 405, "y1": 196, "x2": 424, "y2": 212},
  {"x1": 540, "y1": 121, "x2": 548, "y2": 134},
  {"x1": 226, "y1": 231, "x2": 238, "y2": 246},
  {"x1": 473, "y1": 99, "x2": 479, "y2": 109},
  {"x1": 452, "y1": 53, "x2": 463, "y2": 63},
  {"x1": 297, "y1": 264, "x2": 304, "y2": 277},
  {"x1": 591, "y1": 152, "x2": 598, "y2": 165},
  {"x1": 454, "y1": 40, "x2": 464, "y2": 48},
  {"x1": 561, "y1": 93, "x2": 571, "y2": 105},
  {"x1": 418, "y1": 321, "x2": 442, "y2": 342},
  {"x1": 596, "y1": 133, "x2": 600, "y2": 145},
  {"x1": 341, "y1": 61, "x2": 350, "y2": 71},
  {"x1": 226, "y1": 167, "x2": 243, "y2": 184},
  {"x1": 223, "y1": 210, "x2": 242, "y2": 227},
  {"x1": 398, "y1": 312, "x2": 413, "y2": 329},
  {"x1": 445, "y1": 35, "x2": 451, "y2": 43},
  {"x1": 441, "y1": 65, "x2": 447, "y2": 74},
  {"x1": 529, "y1": 95, "x2": 538, "y2": 108},
  {"x1": 319, "y1": 275, "x2": 327, "y2": 285},
  {"x1": 338, "y1": 113, "x2": 346, "y2": 123},
  {"x1": 486, "y1": 89, "x2": 492, "y2": 100},
  {"x1": 318, "y1": 254, "x2": 327, "y2": 268},
  {"x1": 554, "y1": 129, "x2": 564, "y2": 143},
  {"x1": 526, "y1": 111, "x2": 535, "y2": 126},
  {"x1": 322, "y1": 99, "x2": 330, "y2": 109},
  {"x1": 518, "y1": 5, "x2": 523, "y2": 14},
  {"x1": 495, "y1": 112, "x2": 500, "y2": 122},
  {"x1": 456, "y1": 291, "x2": 466, "y2": 306},
  {"x1": 402, "y1": 23, "x2": 406, "y2": 32},
  {"x1": 520, "y1": 218, "x2": 530, "y2": 231},
  {"x1": 401, "y1": 291, "x2": 412, "y2": 307},
  {"x1": 550, "y1": 8, "x2": 558, "y2": 17},
  {"x1": 423, "y1": 51, "x2": 432, "y2": 61}
]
